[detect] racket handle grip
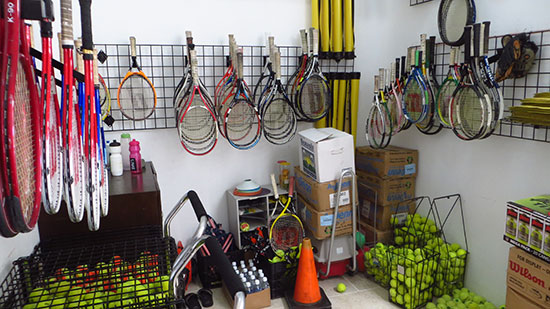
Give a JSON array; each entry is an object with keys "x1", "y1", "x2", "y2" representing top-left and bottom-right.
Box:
[
  {"x1": 473, "y1": 23, "x2": 481, "y2": 57},
  {"x1": 268, "y1": 36, "x2": 275, "y2": 58},
  {"x1": 57, "y1": 33, "x2": 64, "y2": 63},
  {"x1": 130, "y1": 36, "x2": 137, "y2": 57},
  {"x1": 270, "y1": 174, "x2": 279, "y2": 199},
  {"x1": 188, "y1": 190, "x2": 207, "y2": 221},
  {"x1": 300, "y1": 29, "x2": 308, "y2": 54},
  {"x1": 464, "y1": 26, "x2": 472, "y2": 61},
  {"x1": 93, "y1": 49, "x2": 99, "y2": 85},
  {"x1": 75, "y1": 38, "x2": 84, "y2": 73},
  {"x1": 79, "y1": 0, "x2": 93, "y2": 50},
  {"x1": 204, "y1": 237, "x2": 247, "y2": 298},
  {"x1": 312, "y1": 28, "x2": 319, "y2": 55},
  {"x1": 60, "y1": 0, "x2": 73, "y2": 43},
  {"x1": 236, "y1": 49, "x2": 244, "y2": 79},
  {"x1": 274, "y1": 51, "x2": 281, "y2": 80}
]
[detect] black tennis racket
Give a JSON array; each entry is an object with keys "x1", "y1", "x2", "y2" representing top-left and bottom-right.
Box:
[
  {"x1": 261, "y1": 50, "x2": 297, "y2": 145},
  {"x1": 438, "y1": 0, "x2": 476, "y2": 46},
  {"x1": 296, "y1": 28, "x2": 331, "y2": 121}
]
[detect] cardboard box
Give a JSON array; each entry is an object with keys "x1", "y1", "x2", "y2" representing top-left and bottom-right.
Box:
[
  {"x1": 358, "y1": 195, "x2": 415, "y2": 231},
  {"x1": 355, "y1": 146, "x2": 418, "y2": 179},
  {"x1": 506, "y1": 287, "x2": 544, "y2": 309},
  {"x1": 505, "y1": 203, "x2": 520, "y2": 239},
  {"x1": 297, "y1": 194, "x2": 353, "y2": 240},
  {"x1": 298, "y1": 128, "x2": 355, "y2": 183},
  {"x1": 358, "y1": 221, "x2": 393, "y2": 244},
  {"x1": 223, "y1": 284, "x2": 271, "y2": 309},
  {"x1": 544, "y1": 218, "x2": 550, "y2": 257},
  {"x1": 506, "y1": 247, "x2": 550, "y2": 308},
  {"x1": 295, "y1": 166, "x2": 354, "y2": 212},
  {"x1": 357, "y1": 171, "x2": 415, "y2": 207}
]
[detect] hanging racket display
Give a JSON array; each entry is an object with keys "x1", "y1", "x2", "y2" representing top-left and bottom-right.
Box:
[
  {"x1": 117, "y1": 36, "x2": 157, "y2": 121},
  {"x1": 438, "y1": 0, "x2": 476, "y2": 46}
]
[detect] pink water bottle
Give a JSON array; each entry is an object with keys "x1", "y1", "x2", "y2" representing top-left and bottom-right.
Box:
[{"x1": 129, "y1": 139, "x2": 142, "y2": 174}]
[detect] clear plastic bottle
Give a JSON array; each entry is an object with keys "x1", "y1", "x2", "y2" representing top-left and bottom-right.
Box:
[
  {"x1": 245, "y1": 282, "x2": 252, "y2": 294},
  {"x1": 248, "y1": 260, "x2": 255, "y2": 267},
  {"x1": 120, "y1": 133, "x2": 131, "y2": 170},
  {"x1": 232, "y1": 261, "x2": 237, "y2": 267},
  {"x1": 249, "y1": 275, "x2": 256, "y2": 282},
  {"x1": 261, "y1": 277, "x2": 269, "y2": 290},
  {"x1": 251, "y1": 266, "x2": 258, "y2": 276},
  {"x1": 254, "y1": 279, "x2": 261, "y2": 292}
]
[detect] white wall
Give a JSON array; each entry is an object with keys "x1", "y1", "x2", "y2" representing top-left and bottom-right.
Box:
[
  {"x1": 354, "y1": 0, "x2": 550, "y2": 305},
  {"x1": 0, "y1": 0, "x2": 311, "y2": 285}
]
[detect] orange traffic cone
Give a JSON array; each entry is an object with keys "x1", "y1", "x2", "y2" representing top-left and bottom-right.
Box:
[{"x1": 285, "y1": 238, "x2": 331, "y2": 308}]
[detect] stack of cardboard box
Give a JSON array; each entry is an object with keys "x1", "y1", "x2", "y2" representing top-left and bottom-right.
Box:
[
  {"x1": 295, "y1": 128, "x2": 355, "y2": 274},
  {"x1": 354, "y1": 145, "x2": 419, "y2": 244}
]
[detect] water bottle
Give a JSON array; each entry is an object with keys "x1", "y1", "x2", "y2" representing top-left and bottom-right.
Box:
[
  {"x1": 251, "y1": 266, "x2": 258, "y2": 277},
  {"x1": 245, "y1": 282, "x2": 252, "y2": 294},
  {"x1": 129, "y1": 139, "x2": 142, "y2": 174},
  {"x1": 254, "y1": 279, "x2": 261, "y2": 292},
  {"x1": 249, "y1": 260, "x2": 255, "y2": 267},
  {"x1": 262, "y1": 277, "x2": 269, "y2": 290},
  {"x1": 108, "y1": 140, "x2": 123, "y2": 176},
  {"x1": 258, "y1": 269, "x2": 264, "y2": 277},
  {"x1": 232, "y1": 261, "x2": 237, "y2": 267},
  {"x1": 249, "y1": 275, "x2": 256, "y2": 282},
  {"x1": 120, "y1": 133, "x2": 131, "y2": 170}
]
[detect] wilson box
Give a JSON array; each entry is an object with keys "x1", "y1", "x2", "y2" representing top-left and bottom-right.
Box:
[
  {"x1": 506, "y1": 247, "x2": 550, "y2": 308},
  {"x1": 295, "y1": 166, "x2": 354, "y2": 212},
  {"x1": 298, "y1": 128, "x2": 355, "y2": 183},
  {"x1": 355, "y1": 146, "x2": 418, "y2": 179},
  {"x1": 297, "y1": 195, "x2": 353, "y2": 240},
  {"x1": 357, "y1": 171, "x2": 415, "y2": 206},
  {"x1": 358, "y1": 196, "x2": 415, "y2": 231}
]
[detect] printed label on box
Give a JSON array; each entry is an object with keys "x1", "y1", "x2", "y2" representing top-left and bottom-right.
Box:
[
  {"x1": 320, "y1": 214, "x2": 334, "y2": 226},
  {"x1": 404, "y1": 163, "x2": 416, "y2": 175},
  {"x1": 336, "y1": 247, "x2": 343, "y2": 254},
  {"x1": 301, "y1": 148, "x2": 316, "y2": 179},
  {"x1": 329, "y1": 190, "x2": 350, "y2": 208}
]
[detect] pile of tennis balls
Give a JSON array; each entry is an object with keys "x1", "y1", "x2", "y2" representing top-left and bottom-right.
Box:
[
  {"x1": 364, "y1": 243, "x2": 390, "y2": 286},
  {"x1": 23, "y1": 253, "x2": 170, "y2": 309},
  {"x1": 425, "y1": 237, "x2": 468, "y2": 297},
  {"x1": 426, "y1": 288, "x2": 498, "y2": 309},
  {"x1": 392, "y1": 214, "x2": 439, "y2": 249},
  {"x1": 388, "y1": 246, "x2": 439, "y2": 309}
]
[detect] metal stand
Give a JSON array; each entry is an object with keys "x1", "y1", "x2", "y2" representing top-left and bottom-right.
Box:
[{"x1": 319, "y1": 168, "x2": 357, "y2": 277}]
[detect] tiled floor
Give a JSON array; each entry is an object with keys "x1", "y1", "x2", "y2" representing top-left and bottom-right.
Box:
[{"x1": 186, "y1": 273, "x2": 400, "y2": 309}]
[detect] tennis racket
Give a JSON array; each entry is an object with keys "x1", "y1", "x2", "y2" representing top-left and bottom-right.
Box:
[
  {"x1": 39, "y1": 16, "x2": 64, "y2": 215},
  {"x1": 79, "y1": 0, "x2": 101, "y2": 231},
  {"x1": 449, "y1": 25, "x2": 488, "y2": 140},
  {"x1": 438, "y1": 0, "x2": 476, "y2": 46},
  {"x1": 285, "y1": 29, "x2": 308, "y2": 116},
  {"x1": 390, "y1": 59, "x2": 406, "y2": 133},
  {"x1": 0, "y1": 2, "x2": 18, "y2": 238},
  {"x1": 415, "y1": 35, "x2": 439, "y2": 134},
  {"x1": 214, "y1": 34, "x2": 235, "y2": 112},
  {"x1": 253, "y1": 35, "x2": 275, "y2": 106},
  {"x1": 224, "y1": 49, "x2": 262, "y2": 150},
  {"x1": 93, "y1": 50, "x2": 109, "y2": 217},
  {"x1": 269, "y1": 175, "x2": 303, "y2": 253},
  {"x1": 296, "y1": 28, "x2": 331, "y2": 121},
  {"x1": 0, "y1": 0, "x2": 42, "y2": 232},
  {"x1": 178, "y1": 49, "x2": 219, "y2": 155},
  {"x1": 117, "y1": 36, "x2": 157, "y2": 120},
  {"x1": 402, "y1": 47, "x2": 428, "y2": 124},
  {"x1": 174, "y1": 31, "x2": 197, "y2": 120},
  {"x1": 261, "y1": 50, "x2": 297, "y2": 145},
  {"x1": 99, "y1": 74, "x2": 111, "y2": 121},
  {"x1": 60, "y1": 0, "x2": 85, "y2": 223},
  {"x1": 436, "y1": 47, "x2": 460, "y2": 127},
  {"x1": 366, "y1": 75, "x2": 389, "y2": 148}
]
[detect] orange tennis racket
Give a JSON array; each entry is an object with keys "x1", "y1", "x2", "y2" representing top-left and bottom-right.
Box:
[{"x1": 117, "y1": 36, "x2": 157, "y2": 120}]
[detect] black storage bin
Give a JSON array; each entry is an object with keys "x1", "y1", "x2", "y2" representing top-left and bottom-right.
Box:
[{"x1": 196, "y1": 250, "x2": 245, "y2": 289}]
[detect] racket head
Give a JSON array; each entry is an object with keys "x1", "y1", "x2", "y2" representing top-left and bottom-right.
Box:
[
  {"x1": 99, "y1": 74, "x2": 111, "y2": 120},
  {"x1": 261, "y1": 86, "x2": 297, "y2": 145},
  {"x1": 178, "y1": 88, "x2": 219, "y2": 155},
  {"x1": 42, "y1": 75, "x2": 64, "y2": 215},
  {"x1": 224, "y1": 96, "x2": 262, "y2": 150},
  {"x1": 64, "y1": 103, "x2": 86, "y2": 223},
  {"x1": 269, "y1": 214, "x2": 304, "y2": 252},
  {"x1": 5, "y1": 27, "x2": 43, "y2": 232},
  {"x1": 451, "y1": 85, "x2": 486, "y2": 139},
  {"x1": 297, "y1": 74, "x2": 332, "y2": 121},
  {"x1": 402, "y1": 73, "x2": 427, "y2": 123},
  {"x1": 117, "y1": 71, "x2": 157, "y2": 120},
  {"x1": 366, "y1": 104, "x2": 387, "y2": 149},
  {"x1": 436, "y1": 77, "x2": 459, "y2": 127},
  {"x1": 438, "y1": 0, "x2": 475, "y2": 46}
]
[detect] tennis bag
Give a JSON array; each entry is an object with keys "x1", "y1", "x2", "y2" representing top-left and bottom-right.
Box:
[
  {"x1": 199, "y1": 215, "x2": 235, "y2": 256},
  {"x1": 493, "y1": 33, "x2": 539, "y2": 82}
]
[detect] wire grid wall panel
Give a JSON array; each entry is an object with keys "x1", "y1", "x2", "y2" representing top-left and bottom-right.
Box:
[
  {"x1": 410, "y1": 0, "x2": 434, "y2": 6},
  {"x1": 95, "y1": 43, "x2": 355, "y2": 132},
  {"x1": 428, "y1": 29, "x2": 550, "y2": 143}
]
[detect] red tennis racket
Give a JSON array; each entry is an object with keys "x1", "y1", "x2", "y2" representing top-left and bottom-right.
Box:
[
  {"x1": 60, "y1": 0, "x2": 86, "y2": 222},
  {"x1": 0, "y1": 0, "x2": 42, "y2": 233},
  {"x1": 79, "y1": 0, "x2": 101, "y2": 231}
]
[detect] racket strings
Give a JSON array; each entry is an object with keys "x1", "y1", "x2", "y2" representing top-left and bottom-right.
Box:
[
  {"x1": 403, "y1": 78, "x2": 426, "y2": 122},
  {"x1": 455, "y1": 87, "x2": 485, "y2": 138},
  {"x1": 119, "y1": 75, "x2": 156, "y2": 120},
  {"x1": 298, "y1": 76, "x2": 330, "y2": 119},
  {"x1": 270, "y1": 215, "x2": 303, "y2": 252},
  {"x1": 14, "y1": 61, "x2": 37, "y2": 222},
  {"x1": 225, "y1": 98, "x2": 260, "y2": 147}
]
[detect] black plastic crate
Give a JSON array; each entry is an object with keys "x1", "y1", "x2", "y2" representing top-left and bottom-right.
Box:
[
  {"x1": 0, "y1": 226, "x2": 184, "y2": 309},
  {"x1": 196, "y1": 250, "x2": 245, "y2": 289},
  {"x1": 258, "y1": 254, "x2": 298, "y2": 299}
]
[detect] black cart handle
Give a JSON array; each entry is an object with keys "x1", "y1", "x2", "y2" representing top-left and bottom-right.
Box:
[
  {"x1": 188, "y1": 190, "x2": 207, "y2": 221},
  {"x1": 205, "y1": 237, "x2": 247, "y2": 298}
]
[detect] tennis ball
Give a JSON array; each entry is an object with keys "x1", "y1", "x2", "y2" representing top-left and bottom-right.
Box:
[
  {"x1": 29, "y1": 288, "x2": 50, "y2": 303},
  {"x1": 390, "y1": 279, "x2": 398, "y2": 288},
  {"x1": 397, "y1": 285, "x2": 405, "y2": 295},
  {"x1": 395, "y1": 236, "x2": 404, "y2": 245},
  {"x1": 390, "y1": 288, "x2": 397, "y2": 298},
  {"x1": 336, "y1": 283, "x2": 346, "y2": 293},
  {"x1": 437, "y1": 303, "x2": 447, "y2": 309},
  {"x1": 50, "y1": 298, "x2": 66, "y2": 309},
  {"x1": 429, "y1": 225, "x2": 438, "y2": 233},
  {"x1": 397, "y1": 273, "x2": 405, "y2": 282},
  {"x1": 396, "y1": 294, "x2": 404, "y2": 305},
  {"x1": 405, "y1": 278, "x2": 416, "y2": 288},
  {"x1": 404, "y1": 293, "x2": 411, "y2": 304}
]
